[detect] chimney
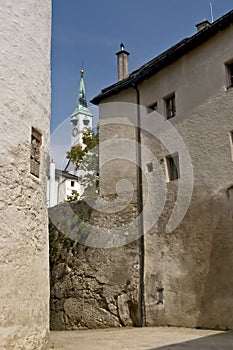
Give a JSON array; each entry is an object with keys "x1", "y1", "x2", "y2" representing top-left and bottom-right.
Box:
[
  {"x1": 116, "y1": 43, "x2": 130, "y2": 81},
  {"x1": 195, "y1": 19, "x2": 211, "y2": 32}
]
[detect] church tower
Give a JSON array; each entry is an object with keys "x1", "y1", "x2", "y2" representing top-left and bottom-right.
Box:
[{"x1": 71, "y1": 69, "x2": 93, "y2": 147}]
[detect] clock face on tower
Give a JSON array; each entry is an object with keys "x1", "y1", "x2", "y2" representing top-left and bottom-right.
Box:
[{"x1": 72, "y1": 127, "x2": 78, "y2": 137}]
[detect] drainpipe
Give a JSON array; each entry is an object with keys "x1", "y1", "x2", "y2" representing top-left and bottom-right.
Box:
[{"x1": 132, "y1": 83, "x2": 146, "y2": 327}]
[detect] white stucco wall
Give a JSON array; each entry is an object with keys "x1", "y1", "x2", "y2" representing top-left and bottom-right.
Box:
[
  {"x1": 71, "y1": 112, "x2": 93, "y2": 147},
  {"x1": 0, "y1": 1, "x2": 51, "y2": 349}
]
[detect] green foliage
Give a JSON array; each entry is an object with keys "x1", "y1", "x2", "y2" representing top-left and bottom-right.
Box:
[
  {"x1": 66, "y1": 189, "x2": 80, "y2": 202},
  {"x1": 67, "y1": 127, "x2": 99, "y2": 198}
]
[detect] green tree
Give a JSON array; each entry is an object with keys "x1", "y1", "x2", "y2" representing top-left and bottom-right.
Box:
[{"x1": 66, "y1": 127, "x2": 99, "y2": 199}]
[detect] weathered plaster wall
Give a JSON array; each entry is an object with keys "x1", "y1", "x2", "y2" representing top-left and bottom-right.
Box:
[
  {"x1": 96, "y1": 24, "x2": 233, "y2": 330},
  {"x1": 0, "y1": 1, "x2": 51, "y2": 348},
  {"x1": 49, "y1": 199, "x2": 141, "y2": 330},
  {"x1": 143, "y1": 88, "x2": 233, "y2": 329}
]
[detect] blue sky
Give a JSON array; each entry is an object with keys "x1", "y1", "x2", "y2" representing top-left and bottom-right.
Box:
[{"x1": 51, "y1": 0, "x2": 233, "y2": 132}]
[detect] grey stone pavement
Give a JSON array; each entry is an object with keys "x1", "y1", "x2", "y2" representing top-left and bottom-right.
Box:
[{"x1": 50, "y1": 327, "x2": 233, "y2": 350}]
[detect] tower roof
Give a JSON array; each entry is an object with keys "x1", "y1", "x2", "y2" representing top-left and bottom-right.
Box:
[{"x1": 71, "y1": 69, "x2": 92, "y2": 119}]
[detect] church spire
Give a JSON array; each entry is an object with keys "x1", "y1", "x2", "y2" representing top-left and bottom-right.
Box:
[
  {"x1": 70, "y1": 67, "x2": 93, "y2": 147},
  {"x1": 71, "y1": 68, "x2": 92, "y2": 118},
  {"x1": 77, "y1": 68, "x2": 87, "y2": 109}
]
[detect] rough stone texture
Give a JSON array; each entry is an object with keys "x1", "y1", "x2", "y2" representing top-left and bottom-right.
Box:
[
  {"x1": 49, "y1": 199, "x2": 141, "y2": 330},
  {"x1": 0, "y1": 1, "x2": 51, "y2": 349}
]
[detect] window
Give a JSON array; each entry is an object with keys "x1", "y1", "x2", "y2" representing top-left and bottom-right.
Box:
[
  {"x1": 71, "y1": 180, "x2": 75, "y2": 187},
  {"x1": 156, "y1": 288, "x2": 164, "y2": 305},
  {"x1": 229, "y1": 131, "x2": 233, "y2": 160},
  {"x1": 30, "y1": 127, "x2": 42, "y2": 178},
  {"x1": 146, "y1": 162, "x2": 153, "y2": 172},
  {"x1": 165, "y1": 153, "x2": 180, "y2": 181},
  {"x1": 83, "y1": 117, "x2": 90, "y2": 126},
  {"x1": 230, "y1": 131, "x2": 233, "y2": 144},
  {"x1": 226, "y1": 61, "x2": 233, "y2": 88},
  {"x1": 164, "y1": 93, "x2": 176, "y2": 119},
  {"x1": 147, "y1": 102, "x2": 157, "y2": 114}
]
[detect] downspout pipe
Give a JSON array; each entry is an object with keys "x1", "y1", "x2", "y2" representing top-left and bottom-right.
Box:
[{"x1": 132, "y1": 83, "x2": 146, "y2": 327}]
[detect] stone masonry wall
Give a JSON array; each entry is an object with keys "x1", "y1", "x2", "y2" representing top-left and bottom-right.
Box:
[{"x1": 49, "y1": 196, "x2": 141, "y2": 330}]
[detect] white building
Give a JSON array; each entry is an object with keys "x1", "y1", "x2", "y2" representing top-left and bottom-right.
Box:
[{"x1": 47, "y1": 69, "x2": 93, "y2": 207}]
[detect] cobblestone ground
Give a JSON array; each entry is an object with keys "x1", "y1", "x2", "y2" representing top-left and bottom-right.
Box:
[{"x1": 50, "y1": 327, "x2": 233, "y2": 350}]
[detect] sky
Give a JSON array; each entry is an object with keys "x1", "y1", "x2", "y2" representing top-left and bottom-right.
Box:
[{"x1": 51, "y1": 0, "x2": 233, "y2": 167}]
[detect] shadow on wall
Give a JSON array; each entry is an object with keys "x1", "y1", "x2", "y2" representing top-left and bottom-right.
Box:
[
  {"x1": 148, "y1": 331, "x2": 233, "y2": 350},
  {"x1": 197, "y1": 187, "x2": 233, "y2": 329}
]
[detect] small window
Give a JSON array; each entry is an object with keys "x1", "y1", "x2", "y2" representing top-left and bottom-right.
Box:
[
  {"x1": 230, "y1": 131, "x2": 233, "y2": 143},
  {"x1": 164, "y1": 93, "x2": 176, "y2": 119},
  {"x1": 156, "y1": 288, "x2": 164, "y2": 305},
  {"x1": 147, "y1": 102, "x2": 157, "y2": 114},
  {"x1": 165, "y1": 153, "x2": 180, "y2": 181},
  {"x1": 83, "y1": 118, "x2": 90, "y2": 126},
  {"x1": 146, "y1": 162, "x2": 153, "y2": 172},
  {"x1": 229, "y1": 131, "x2": 233, "y2": 160},
  {"x1": 30, "y1": 127, "x2": 42, "y2": 178},
  {"x1": 226, "y1": 62, "x2": 233, "y2": 88},
  {"x1": 71, "y1": 180, "x2": 75, "y2": 187}
]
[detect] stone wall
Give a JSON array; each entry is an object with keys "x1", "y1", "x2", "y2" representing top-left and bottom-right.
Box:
[
  {"x1": 49, "y1": 197, "x2": 141, "y2": 330},
  {"x1": 0, "y1": 1, "x2": 51, "y2": 349}
]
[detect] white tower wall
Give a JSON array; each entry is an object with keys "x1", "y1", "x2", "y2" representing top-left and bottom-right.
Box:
[{"x1": 0, "y1": 1, "x2": 51, "y2": 348}]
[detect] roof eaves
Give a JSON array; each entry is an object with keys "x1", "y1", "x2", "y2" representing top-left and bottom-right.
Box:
[
  {"x1": 55, "y1": 169, "x2": 79, "y2": 180},
  {"x1": 91, "y1": 9, "x2": 233, "y2": 105}
]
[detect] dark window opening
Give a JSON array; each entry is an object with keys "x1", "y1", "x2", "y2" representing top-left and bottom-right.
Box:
[
  {"x1": 229, "y1": 131, "x2": 233, "y2": 161},
  {"x1": 166, "y1": 153, "x2": 180, "y2": 181},
  {"x1": 147, "y1": 102, "x2": 157, "y2": 114},
  {"x1": 71, "y1": 180, "x2": 75, "y2": 187},
  {"x1": 165, "y1": 94, "x2": 176, "y2": 119},
  {"x1": 30, "y1": 127, "x2": 42, "y2": 178},
  {"x1": 226, "y1": 62, "x2": 233, "y2": 88},
  {"x1": 230, "y1": 131, "x2": 233, "y2": 144},
  {"x1": 83, "y1": 118, "x2": 90, "y2": 126},
  {"x1": 156, "y1": 288, "x2": 164, "y2": 304},
  {"x1": 146, "y1": 162, "x2": 153, "y2": 173}
]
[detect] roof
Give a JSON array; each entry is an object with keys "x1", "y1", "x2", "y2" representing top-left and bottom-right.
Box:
[
  {"x1": 55, "y1": 169, "x2": 79, "y2": 180},
  {"x1": 91, "y1": 9, "x2": 233, "y2": 105}
]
